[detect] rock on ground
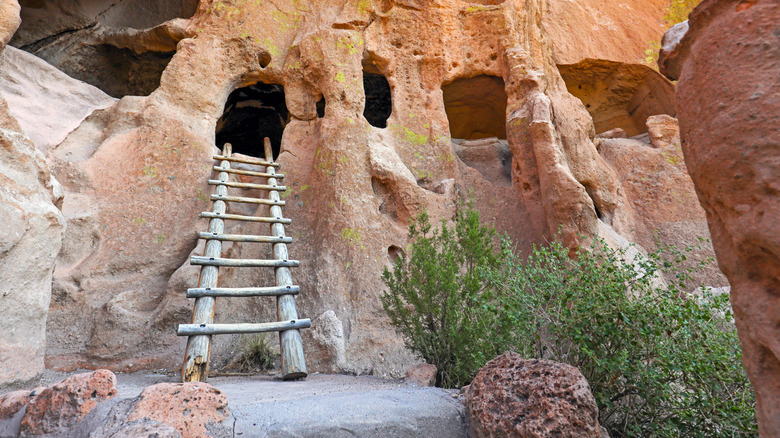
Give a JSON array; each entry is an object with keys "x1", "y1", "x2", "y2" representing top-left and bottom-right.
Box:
[
  {"x1": 404, "y1": 364, "x2": 437, "y2": 387},
  {"x1": 659, "y1": 0, "x2": 780, "y2": 434},
  {"x1": 465, "y1": 352, "x2": 601, "y2": 438},
  {"x1": 19, "y1": 370, "x2": 117, "y2": 435},
  {"x1": 0, "y1": 372, "x2": 467, "y2": 438}
]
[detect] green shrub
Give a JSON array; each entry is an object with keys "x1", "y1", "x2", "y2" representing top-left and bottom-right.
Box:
[
  {"x1": 382, "y1": 205, "x2": 757, "y2": 436},
  {"x1": 380, "y1": 206, "x2": 514, "y2": 388},
  {"x1": 489, "y1": 239, "x2": 756, "y2": 437}
]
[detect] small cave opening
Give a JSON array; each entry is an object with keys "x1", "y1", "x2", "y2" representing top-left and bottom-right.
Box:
[
  {"x1": 558, "y1": 60, "x2": 676, "y2": 137},
  {"x1": 216, "y1": 82, "x2": 289, "y2": 160},
  {"x1": 316, "y1": 96, "x2": 326, "y2": 118},
  {"x1": 363, "y1": 71, "x2": 392, "y2": 128},
  {"x1": 442, "y1": 75, "x2": 508, "y2": 140},
  {"x1": 388, "y1": 245, "x2": 403, "y2": 263}
]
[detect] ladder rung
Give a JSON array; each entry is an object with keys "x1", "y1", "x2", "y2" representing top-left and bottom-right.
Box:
[
  {"x1": 177, "y1": 319, "x2": 311, "y2": 336},
  {"x1": 187, "y1": 285, "x2": 300, "y2": 298},
  {"x1": 214, "y1": 155, "x2": 279, "y2": 167},
  {"x1": 191, "y1": 256, "x2": 300, "y2": 268},
  {"x1": 200, "y1": 212, "x2": 291, "y2": 224},
  {"x1": 210, "y1": 194, "x2": 284, "y2": 206},
  {"x1": 198, "y1": 232, "x2": 292, "y2": 243},
  {"x1": 208, "y1": 180, "x2": 286, "y2": 191},
  {"x1": 213, "y1": 167, "x2": 285, "y2": 179}
]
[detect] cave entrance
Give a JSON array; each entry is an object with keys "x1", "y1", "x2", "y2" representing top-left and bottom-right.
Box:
[
  {"x1": 363, "y1": 71, "x2": 392, "y2": 128},
  {"x1": 216, "y1": 82, "x2": 289, "y2": 160},
  {"x1": 442, "y1": 75, "x2": 507, "y2": 140}
]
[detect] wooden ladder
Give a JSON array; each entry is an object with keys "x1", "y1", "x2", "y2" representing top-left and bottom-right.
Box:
[{"x1": 179, "y1": 139, "x2": 309, "y2": 382}]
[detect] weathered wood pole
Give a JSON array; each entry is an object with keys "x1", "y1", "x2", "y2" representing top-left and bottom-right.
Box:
[
  {"x1": 265, "y1": 138, "x2": 308, "y2": 380},
  {"x1": 181, "y1": 143, "x2": 232, "y2": 382}
]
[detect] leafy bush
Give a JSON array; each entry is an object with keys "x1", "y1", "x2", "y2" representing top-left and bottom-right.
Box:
[
  {"x1": 382, "y1": 206, "x2": 757, "y2": 436},
  {"x1": 489, "y1": 239, "x2": 756, "y2": 437},
  {"x1": 381, "y1": 206, "x2": 513, "y2": 388}
]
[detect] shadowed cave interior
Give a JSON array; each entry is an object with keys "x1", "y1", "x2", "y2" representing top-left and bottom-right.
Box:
[{"x1": 216, "y1": 82, "x2": 289, "y2": 160}]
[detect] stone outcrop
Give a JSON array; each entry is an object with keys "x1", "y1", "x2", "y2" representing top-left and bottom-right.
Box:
[
  {"x1": 0, "y1": 1, "x2": 65, "y2": 391},
  {"x1": 19, "y1": 370, "x2": 117, "y2": 435},
  {"x1": 0, "y1": 46, "x2": 116, "y2": 153},
  {"x1": 0, "y1": 0, "x2": 649, "y2": 378},
  {"x1": 465, "y1": 352, "x2": 602, "y2": 438},
  {"x1": 405, "y1": 363, "x2": 437, "y2": 387},
  {"x1": 658, "y1": 0, "x2": 780, "y2": 434}
]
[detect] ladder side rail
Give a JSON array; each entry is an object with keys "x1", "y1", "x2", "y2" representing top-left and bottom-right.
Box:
[
  {"x1": 266, "y1": 138, "x2": 308, "y2": 380},
  {"x1": 181, "y1": 144, "x2": 232, "y2": 382}
]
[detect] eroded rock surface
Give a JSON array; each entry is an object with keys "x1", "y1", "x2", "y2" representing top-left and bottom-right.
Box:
[
  {"x1": 659, "y1": 0, "x2": 780, "y2": 433},
  {"x1": 465, "y1": 352, "x2": 601, "y2": 438},
  {"x1": 0, "y1": 3, "x2": 65, "y2": 390}
]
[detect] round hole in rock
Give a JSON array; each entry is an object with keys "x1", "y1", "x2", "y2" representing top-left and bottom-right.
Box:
[
  {"x1": 388, "y1": 245, "x2": 403, "y2": 263},
  {"x1": 216, "y1": 82, "x2": 289, "y2": 160},
  {"x1": 258, "y1": 50, "x2": 272, "y2": 68},
  {"x1": 442, "y1": 75, "x2": 507, "y2": 140},
  {"x1": 363, "y1": 72, "x2": 392, "y2": 128}
]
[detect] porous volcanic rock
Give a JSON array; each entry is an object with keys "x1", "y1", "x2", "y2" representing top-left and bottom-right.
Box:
[
  {"x1": 123, "y1": 382, "x2": 230, "y2": 438},
  {"x1": 6, "y1": 0, "x2": 641, "y2": 378},
  {"x1": 465, "y1": 352, "x2": 601, "y2": 438},
  {"x1": 659, "y1": 0, "x2": 780, "y2": 433},
  {"x1": 19, "y1": 369, "x2": 117, "y2": 435},
  {"x1": 0, "y1": 3, "x2": 65, "y2": 389}
]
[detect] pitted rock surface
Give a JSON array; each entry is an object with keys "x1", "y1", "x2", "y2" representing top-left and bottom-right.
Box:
[
  {"x1": 465, "y1": 353, "x2": 601, "y2": 438},
  {"x1": 660, "y1": 0, "x2": 780, "y2": 433},
  {"x1": 19, "y1": 370, "x2": 117, "y2": 435}
]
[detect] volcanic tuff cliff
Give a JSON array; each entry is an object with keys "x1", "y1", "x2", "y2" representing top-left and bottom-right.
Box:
[{"x1": 0, "y1": 0, "x2": 722, "y2": 386}]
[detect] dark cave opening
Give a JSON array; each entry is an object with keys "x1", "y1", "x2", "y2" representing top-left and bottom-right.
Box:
[
  {"x1": 216, "y1": 82, "x2": 289, "y2": 160},
  {"x1": 363, "y1": 72, "x2": 392, "y2": 128},
  {"x1": 442, "y1": 75, "x2": 507, "y2": 140}
]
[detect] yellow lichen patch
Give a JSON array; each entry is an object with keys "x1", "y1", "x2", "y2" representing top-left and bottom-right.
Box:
[{"x1": 341, "y1": 228, "x2": 364, "y2": 249}]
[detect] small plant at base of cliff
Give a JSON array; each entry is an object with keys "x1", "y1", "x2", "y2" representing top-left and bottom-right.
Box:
[
  {"x1": 487, "y1": 239, "x2": 757, "y2": 437},
  {"x1": 380, "y1": 204, "x2": 513, "y2": 388},
  {"x1": 231, "y1": 334, "x2": 276, "y2": 373}
]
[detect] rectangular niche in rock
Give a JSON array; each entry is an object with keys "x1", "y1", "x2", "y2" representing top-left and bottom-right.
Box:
[{"x1": 442, "y1": 75, "x2": 508, "y2": 140}]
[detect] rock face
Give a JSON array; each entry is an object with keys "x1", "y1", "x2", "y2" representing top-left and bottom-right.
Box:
[
  {"x1": 9, "y1": 0, "x2": 197, "y2": 97},
  {"x1": 19, "y1": 370, "x2": 117, "y2": 435},
  {"x1": 659, "y1": 0, "x2": 780, "y2": 434},
  {"x1": 465, "y1": 352, "x2": 602, "y2": 438},
  {"x1": 0, "y1": 46, "x2": 116, "y2": 153},
  {"x1": 0, "y1": 0, "x2": 717, "y2": 380},
  {"x1": 543, "y1": 0, "x2": 669, "y2": 64},
  {"x1": 0, "y1": 1, "x2": 65, "y2": 391}
]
